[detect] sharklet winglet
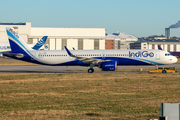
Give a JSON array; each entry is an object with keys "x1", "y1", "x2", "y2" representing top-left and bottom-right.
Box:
[{"x1": 64, "y1": 46, "x2": 74, "y2": 57}]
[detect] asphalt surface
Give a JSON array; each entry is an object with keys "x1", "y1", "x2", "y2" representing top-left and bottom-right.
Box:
[{"x1": 0, "y1": 64, "x2": 179, "y2": 73}]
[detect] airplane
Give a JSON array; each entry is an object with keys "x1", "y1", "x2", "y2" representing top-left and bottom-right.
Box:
[
  {"x1": 3, "y1": 27, "x2": 178, "y2": 73},
  {"x1": 158, "y1": 45, "x2": 180, "y2": 57}
]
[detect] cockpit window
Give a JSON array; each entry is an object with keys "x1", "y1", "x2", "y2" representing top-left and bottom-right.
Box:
[{"x1": 165, "y1": 53, "x2": 172, "y2": 56}]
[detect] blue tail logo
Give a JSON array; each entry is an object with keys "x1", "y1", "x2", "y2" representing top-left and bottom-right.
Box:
[
  {"x1": 9, "y1": 28, "x2": 19, "y2": 38},
  {"x1": 32, "y1": 36, "x2": 48, "y2": 50}
]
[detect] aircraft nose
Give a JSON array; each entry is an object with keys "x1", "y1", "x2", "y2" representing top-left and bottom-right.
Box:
[
  {"x1": 174, "y1": 57, "x2": 178, "y2": 63},
  {"x1": 172, "y1": 57, "x2": 178, "y2": 63}
]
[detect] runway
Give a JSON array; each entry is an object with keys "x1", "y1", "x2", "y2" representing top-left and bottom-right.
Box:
[{"x1": 0, "y1": 64, "x2": 179, "y2": 73}]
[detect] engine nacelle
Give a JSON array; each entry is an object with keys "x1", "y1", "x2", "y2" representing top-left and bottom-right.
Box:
[{"x1": 101, "y1": 61, "x2": 117, "y2": 71}]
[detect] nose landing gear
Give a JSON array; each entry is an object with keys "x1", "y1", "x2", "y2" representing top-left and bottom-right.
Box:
[{"x1": 88, "y1": 64, "x2": 94, "y2": 73}]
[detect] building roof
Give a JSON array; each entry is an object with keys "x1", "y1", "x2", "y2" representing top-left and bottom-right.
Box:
[
  {"x1": 0, "y1": 23, "x2": 26, "y2": 25},
  {"x1": 137, "y1": 39, "x2": 180, "y2": 43},
  {"x1": 106, "y1": 33, "x2": 138, "y2": 40}
]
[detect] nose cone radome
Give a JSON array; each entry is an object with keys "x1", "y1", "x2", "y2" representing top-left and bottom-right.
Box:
[
  {"x1": 171, "y1": 56, "x2": 178, "y2": 63},
  {"x1": 174, "y1": 57, "x2": 178, "y2": 63},
  {"x1": 168, "y1": 56, "x2": 178, "y2": 64}
]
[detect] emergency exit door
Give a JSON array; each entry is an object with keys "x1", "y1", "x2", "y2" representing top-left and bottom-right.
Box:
[{"x1": 155, "y1": 51, "x2": 160, "y2": 60}]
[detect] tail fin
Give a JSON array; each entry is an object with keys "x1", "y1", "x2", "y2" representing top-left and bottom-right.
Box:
[
  {"x1": 158, "y1": 45, "x2": 163, "y2": 50},
  {"x1": 6, "y1": 27, "x2": 33, "y2": 53},
  {"x1": 32, "y1": 36, "x2": 48, "y2": 50}
]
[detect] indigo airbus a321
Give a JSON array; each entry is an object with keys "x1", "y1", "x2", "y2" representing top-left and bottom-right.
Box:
[{"x1": 3, "y1": 28, "x2": 177, "y2": 73}]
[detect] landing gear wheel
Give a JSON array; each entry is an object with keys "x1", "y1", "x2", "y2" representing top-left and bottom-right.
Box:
[
  {"x1": 88, "y1": 68, "x2": 94, "y2": 73},
  {"x1": 162, "y1": 70, "x2": 167, "y2": 73}
]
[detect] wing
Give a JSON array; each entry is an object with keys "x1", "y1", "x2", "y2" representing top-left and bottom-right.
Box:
[{"x1": 64, "y1": 46, "x2": 106, "y2": 64}]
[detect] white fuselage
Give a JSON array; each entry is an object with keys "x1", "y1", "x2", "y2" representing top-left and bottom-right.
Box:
[{"x1": 28, "y1": 49, "x2": 177, "y2": 66}]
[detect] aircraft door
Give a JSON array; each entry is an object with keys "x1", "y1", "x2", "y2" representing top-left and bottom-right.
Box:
[{"x1": 155, "y1": 51, "x2": 160, "y2": 60}]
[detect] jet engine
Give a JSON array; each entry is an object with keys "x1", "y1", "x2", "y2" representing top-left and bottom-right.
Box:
[{"x1": 100, "y1": 61, "x2": 117, "y2": 71}]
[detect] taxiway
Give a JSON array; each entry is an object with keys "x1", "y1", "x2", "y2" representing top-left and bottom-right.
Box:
[{"x1": 0, "y1": 64, "x2": 179, "y2": 73}]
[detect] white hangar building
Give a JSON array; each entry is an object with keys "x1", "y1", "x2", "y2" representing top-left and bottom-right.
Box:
[
  {"x1": 0, "y1": 22, "x2": 105, "y2": 50},
  {"x1": 130, "y1": 39, "x2": 180, "y2": 52}
]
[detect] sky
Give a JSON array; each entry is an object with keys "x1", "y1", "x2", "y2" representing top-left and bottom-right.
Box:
[{"x1": 0, "y1": 0, "x2": 180, "y2": 37}]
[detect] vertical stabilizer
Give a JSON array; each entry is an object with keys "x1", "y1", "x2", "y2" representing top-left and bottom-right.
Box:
[
  {"x1": 6, "y1": 27, "x2": 33, "y2": 53},
  {"x1": 158, "y1": 45, "x2": 163, "y2": 50},
  {"x1": 32, "y1": 36, "x2": 48, "y2": 50}
]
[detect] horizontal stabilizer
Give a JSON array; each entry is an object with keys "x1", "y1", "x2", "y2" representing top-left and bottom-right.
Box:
[{"x1": 3, "y1": 52, "x2": 24, "y2": 58}]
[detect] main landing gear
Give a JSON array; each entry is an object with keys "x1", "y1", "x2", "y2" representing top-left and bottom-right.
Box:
[
  {"x1": 88, "y1": 68, "x2": 94, "y2": 73},
  {"x1": 88, "y1": 64, "x2": 94, "y2": 73}
]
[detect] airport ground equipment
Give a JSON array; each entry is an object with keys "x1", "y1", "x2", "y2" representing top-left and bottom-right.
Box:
[
  {"x1": 148, "y1": 67, "x2": 177, "y2": 73},
  {"x1": 160, "y1": 103, "x2": 180, "y2": 120}
]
